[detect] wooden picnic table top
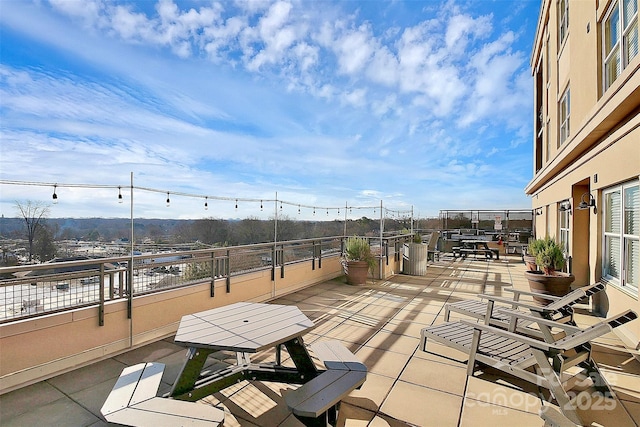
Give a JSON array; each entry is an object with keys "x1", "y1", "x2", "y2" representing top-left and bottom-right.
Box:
[{"x1": 174, "y1": 302, "x2": 315, "y2": 353}]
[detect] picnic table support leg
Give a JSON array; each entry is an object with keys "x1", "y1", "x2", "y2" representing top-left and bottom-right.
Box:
[
  {"x1": 284, "y1": 337, "x2": 319, "y2": 381},
  {"x1": 170, "y1": 347, "x2": 214, "y2": 398},
  {"x1": 294, "y1": 406, "x2": 338, "y2": 427},
  {"x1": 276, "y1": 343, "x2": 282, "y2": 366}
]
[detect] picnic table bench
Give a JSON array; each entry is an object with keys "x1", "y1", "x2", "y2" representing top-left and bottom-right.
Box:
[
  {"x1": 285, "y1": 340, "x2": 367, "y2": 427},
  {"x1": 101, "y1": 362, "x2": 224, "y2": 426}
]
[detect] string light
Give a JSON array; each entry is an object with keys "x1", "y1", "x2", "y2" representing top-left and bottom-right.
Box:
[
  {"x1": 204, "y1": 197, "x2": 208, "y2": 210},
  {"x1": 1, "y1": 179, "x2": 410, "y2": 220}
]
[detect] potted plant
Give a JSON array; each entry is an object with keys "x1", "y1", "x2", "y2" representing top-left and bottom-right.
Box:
[
  {"x1": 404, "y1": 233, "x2": 427, "y2": 276},
  {"x1": 524, "y1": 237, "x2": 547, "y2": 271},
  {"x1": 524, "y1": 237, "x2": 575, "y2": 304},
  {"x1": 343, "y1": 236, "x2": 377, "y2": 285}
]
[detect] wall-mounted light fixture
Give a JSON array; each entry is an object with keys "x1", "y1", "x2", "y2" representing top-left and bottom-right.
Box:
[
  {"x1": 559, "y1": 200, "x2": 572, "y2": 214},
  {"x1": 535, "y1": 208, "x2": 543, "y2": 216},
  {"x1": 577, "y1": 192, "x2": 597, "y2": 213}
]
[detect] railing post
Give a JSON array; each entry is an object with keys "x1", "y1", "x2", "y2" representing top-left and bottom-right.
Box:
[
  {"x1": 127, "y1": 260, "x2": 133, "y2": 319},
  {"x1": 280, "y1": 246, "x2": 285, "y2": 278},
  {"x1": 226, "y1": 249, "x2": 231, "y2": 293},
  {"x1": 210, "y1": 252, "x2": 215, "y2": 298},
  {"x1": 99, "y1": 263, "x2": 105, "y2": 326},
  {"x1": 271, "y1": 247, "x2": 276, "y2": 281}
]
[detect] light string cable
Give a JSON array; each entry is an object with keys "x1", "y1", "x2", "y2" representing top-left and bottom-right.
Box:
[{"x1": 0, "y1": 179, "x2": 405, "y2": 215}]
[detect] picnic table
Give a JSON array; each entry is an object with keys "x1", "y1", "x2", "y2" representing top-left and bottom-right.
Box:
[
  {"x1": 453, "y1": 240, "x2": 500, "y2": 259},
  {"x1": 170, "y1": 301, "x2": 320, "y2": 401}
]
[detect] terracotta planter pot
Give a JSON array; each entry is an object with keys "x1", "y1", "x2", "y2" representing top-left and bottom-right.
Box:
[
  {"x1": 346, "y1": 261, "x2": 370, "y2": 285},
  {"x1": 525, "y1": 270, "x2": 575, "y2": 305}
]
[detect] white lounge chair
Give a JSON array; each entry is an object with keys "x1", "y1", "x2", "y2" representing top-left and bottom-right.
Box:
[{"x1": 420, "y1": 309, "x2": 637, "y2": 426}]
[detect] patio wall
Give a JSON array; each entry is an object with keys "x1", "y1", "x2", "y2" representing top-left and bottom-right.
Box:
[{"x1": 0, "y1": 255, "x2": 348, "y2": 395}]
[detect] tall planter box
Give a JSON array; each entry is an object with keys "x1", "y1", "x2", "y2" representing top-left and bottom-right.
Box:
[{"x1": 404, "y1": 243, "x2": 427, "y2": 276}]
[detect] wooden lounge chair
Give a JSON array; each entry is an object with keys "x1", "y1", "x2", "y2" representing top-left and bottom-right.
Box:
[
  {"x1": 420, "y1": 309, "x2": 638, "y2": 426},
  {"x1": 444, "y1": 282, "x2": 605, "y2": 339}
]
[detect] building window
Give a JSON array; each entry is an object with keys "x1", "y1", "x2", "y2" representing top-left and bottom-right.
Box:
[
  {"x1": 604, "y1": 0, "x2": 638, "y2": 90},
  {"x1": 559, "y1": 88, "x2": 570, "y2": 145},
  {"x1": 559, "y1": 208, "x2": 570, "y2": 255},
  {"x1": 603, "y1": 181, "x2": 639, "y2": 295},
  {"x1": 558, "y1": 0, "x2": 569, "y2": 46}
]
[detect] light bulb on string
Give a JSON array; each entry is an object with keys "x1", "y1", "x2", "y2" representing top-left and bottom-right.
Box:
[
  {"x1": 52, "y1": 185, "x2": 58, "y2": 204},
  {"x1": 260, "y1": 200, "x2": 263, "y2": 211},
  {"x1": 235, "y1": 199, "x2": 238, "y2": 210},
  {"x1": 166, "y1": 192, "x2": 170, "y2": 207},
  {"x1": 118, "y1": 187, "x2": 123, "y2": 203},
  {"x1": 204, "y1": 197, "x2": 208, "y2": 210},
  {"x1": 298, "y1": 205, "x2": 300, "y2": 215}
]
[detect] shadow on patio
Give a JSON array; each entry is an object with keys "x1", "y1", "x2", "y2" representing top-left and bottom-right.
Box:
[{"x1": 1, "y1": 254, "x2": 638, "y2": 427}]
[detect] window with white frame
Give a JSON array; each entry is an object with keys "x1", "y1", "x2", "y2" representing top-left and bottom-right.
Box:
[
  {"x1": 559, "y1": 208, "x2": 570, "y2": 256},
  {"x1": 558, "y1": 0, "x2": 569, "y2": 46},
  {"x1": 559, "y1": 88, "x2": 570, "y2": 145},
  {"x1": 604, "y1": 0, "x2": 638, "y2": 90},
  {"x1": 603, "y1": 181, "x2": 639, "y2": 295}
]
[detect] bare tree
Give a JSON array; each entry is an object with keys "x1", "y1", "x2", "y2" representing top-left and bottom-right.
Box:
[{"x1": 15, "y1": 201, "x2": 50, "y2": 262}]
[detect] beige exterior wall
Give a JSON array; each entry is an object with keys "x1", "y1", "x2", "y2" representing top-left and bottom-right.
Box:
[
  {"x1": 0, "y1": 256, "x2": 345, "y2": 394},
  {"x1": 528, "y1": 0, "x2": 640, "y2": 346}
]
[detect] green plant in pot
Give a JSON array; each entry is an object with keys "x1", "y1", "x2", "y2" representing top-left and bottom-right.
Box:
[
  {"x1": 524, "y1": 237, "x2": 575, "y2": 304},
  {"x1": 343, "y1": 236, "x2": 377, "y2": 285},
  {"x1": 535, "y1": 241, "x2": 566, "y2": 275}
]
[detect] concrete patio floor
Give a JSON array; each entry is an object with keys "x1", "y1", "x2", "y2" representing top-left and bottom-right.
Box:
[{"x1": 1, "y1": 254, "x2": 639, "y2": 427}]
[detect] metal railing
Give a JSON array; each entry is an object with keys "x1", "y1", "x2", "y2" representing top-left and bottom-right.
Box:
[{"x1": 1, "y1": 236, "x2": 357, "y2": 324}]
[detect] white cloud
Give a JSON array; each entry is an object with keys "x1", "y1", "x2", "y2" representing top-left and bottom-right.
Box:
[{"x1": 0, "y1": 0, "x2": 536, "y2": 218}]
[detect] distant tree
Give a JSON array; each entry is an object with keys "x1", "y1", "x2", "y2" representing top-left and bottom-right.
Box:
[
  {"x1": 34, "y1": 224, "x2": 57, "y2": 261},
  {"x1": 15, "y1": 201, "x2": 50, "y2": 262}
]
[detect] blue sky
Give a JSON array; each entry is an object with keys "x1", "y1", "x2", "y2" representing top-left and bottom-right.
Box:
[{"x1": 0, "y1": 0, "x2": 540, "y2": 220}]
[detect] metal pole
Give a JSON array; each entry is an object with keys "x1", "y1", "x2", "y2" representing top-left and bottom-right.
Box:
[
  {"x1": 379, "y1": 200, "x2": 383, "y2": 280},
  {"x1": 129, "y1": 171, "x2": 134, "y2": 347},
  {"x1": 343, "y1": 201, "x2": 347, "y2": 237},
  {"x1": 273, "y1": 192, "x2": 278, "y2": 297},
  {"x1": 410, "y1": 206, "x2": 414, "y2": 235}
]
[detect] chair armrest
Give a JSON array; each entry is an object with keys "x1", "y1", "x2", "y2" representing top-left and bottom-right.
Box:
[
  {"x1": 507, "y1": 288, "x2": 563, "y2": 301},
  {"x1": 495, "y1": 308, "x2": 582, "y2": 334},
  {"x1": 477, "y1": 295, "x2": 556, "y2": 314}
]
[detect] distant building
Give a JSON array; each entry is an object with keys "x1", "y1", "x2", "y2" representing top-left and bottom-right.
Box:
[{"x1": 527, "y1": 0, "x2": 638, "y2": 343}]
